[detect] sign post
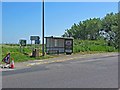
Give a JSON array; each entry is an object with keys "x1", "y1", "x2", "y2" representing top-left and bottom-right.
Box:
[
  {"x1": 30, "y1": 36, "x2": 40, "y2": 57},
  {"x1": 19, "y1": 39, "x2": 27, "y2": 53}
]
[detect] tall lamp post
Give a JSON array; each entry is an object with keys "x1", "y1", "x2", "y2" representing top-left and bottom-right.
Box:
[{"x1": 42, "y1": 0, "x2": 45, "y2": 56}]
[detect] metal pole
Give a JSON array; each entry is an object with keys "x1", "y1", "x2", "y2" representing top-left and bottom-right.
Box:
[{"x1": 42, "y1": 0, "x2": 45, "y2": 56}]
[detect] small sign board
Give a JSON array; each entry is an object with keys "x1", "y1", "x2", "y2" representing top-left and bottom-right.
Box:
[
  {"x1": 2, "y1": 53, "x2": 10, "y2": 64},
  {"x1": 35, "y1": 40, "x2": 40, "y2": 44},
  {"x1": 30, "y1": 36, "x2": 40, "y2": 41},
  {"x1": 65, "y1": 40, "x2": 72, "y2": 46},
  {"x1": 19, "y1": 40, "x2": 26, "y2": 46},
  {"x1": 65, "y1": 40, "x2": 73, "y2": 54}
]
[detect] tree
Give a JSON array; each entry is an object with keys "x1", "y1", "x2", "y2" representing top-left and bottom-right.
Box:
[{"x1": 62, "y1": 12, "x2": 118, "y2": 49}]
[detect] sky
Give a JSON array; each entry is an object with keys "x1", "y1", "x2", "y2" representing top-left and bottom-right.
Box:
[
  {"x1": 1, "y1": 0, "x2": 120, "y2": 2},
  {"x1": 0, "y1": 2, "x2": 2, "y2": 44},
  {"x1": 2, "y1": 2, "x2": 118, "y2": 44}
]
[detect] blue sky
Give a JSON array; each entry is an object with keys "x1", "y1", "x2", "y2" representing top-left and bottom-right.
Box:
[
  {"x1": 2, "y1": 2, "x2": 118, "y2": 44},
  {"x1": 0, "y1": 2, "x2": 2, "y2": 44}
]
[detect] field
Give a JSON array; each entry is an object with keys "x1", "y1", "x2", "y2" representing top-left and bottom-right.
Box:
[
  {"x1": 1, "y1": 44, "x2": 54, "y2": 62},
  {"x1": 0, "y1": 40, "x2": 118, "y2": 62}
]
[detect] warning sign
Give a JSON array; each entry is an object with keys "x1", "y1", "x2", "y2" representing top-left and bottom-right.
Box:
[{"x1": 2, "y1": 53, "x2": 10, "y2": 64}]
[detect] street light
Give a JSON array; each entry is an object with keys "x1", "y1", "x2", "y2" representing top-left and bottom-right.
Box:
[{"x1": 42, "y1": 0, "x2": 44, "y2": 56}]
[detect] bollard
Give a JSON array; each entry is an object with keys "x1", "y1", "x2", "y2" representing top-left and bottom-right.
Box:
[{"x1": 10, "y1": 58, "x2": 15, "y2": 69}]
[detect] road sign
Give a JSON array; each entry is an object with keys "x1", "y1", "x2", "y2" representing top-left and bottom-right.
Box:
[
  {"x1": 19, "y1": 40, "x2": 26, "y2": 46},
  {"x1": 30, "y1": 36, "x2": 40, "y2": 41},
  {"x1": 35, "y1": 40, "x2": 40, "y2": 44},
  {"x1": 2, "y1": 53, "x2": 10, "y2": 64},
  {"x1": 65, "y1": 39, "x2": 73, "y2": 54}
]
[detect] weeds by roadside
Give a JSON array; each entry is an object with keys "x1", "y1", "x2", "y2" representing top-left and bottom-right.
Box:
[{"x1": 1, "y1": 40, "x2": 118, "y2": 62}]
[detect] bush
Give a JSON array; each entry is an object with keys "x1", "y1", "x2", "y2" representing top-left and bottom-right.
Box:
[{"x1": 73, "y1": 40, "x2": 117, "y2": 53}]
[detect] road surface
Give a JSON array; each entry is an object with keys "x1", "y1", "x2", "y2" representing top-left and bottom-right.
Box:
[{"x1": 2, "y1": 53, "x2": 118, "y2": 88}]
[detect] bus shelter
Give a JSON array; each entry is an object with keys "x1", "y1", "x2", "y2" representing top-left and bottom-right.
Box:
[{"x1": 45, "y1": 36, "x2": 73, "y2": 54}]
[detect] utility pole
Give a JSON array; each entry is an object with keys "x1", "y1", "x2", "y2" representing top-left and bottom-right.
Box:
[{"x1": 42, "y1": 0, "x2": 45, "y2": 56}]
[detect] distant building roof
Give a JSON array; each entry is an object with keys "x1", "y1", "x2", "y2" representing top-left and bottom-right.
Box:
[{"x1": 45, "y1": 36, "x2": 73, "y2": 39}]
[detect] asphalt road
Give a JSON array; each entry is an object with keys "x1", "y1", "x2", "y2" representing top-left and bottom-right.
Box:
[{"x1": 2, "y1": 54, "x2": 118, "y2": 88}]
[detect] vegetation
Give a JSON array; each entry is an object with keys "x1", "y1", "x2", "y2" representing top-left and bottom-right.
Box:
[
  {"x1": 1, "y1": 44, "x2": 54, "y2": 62},
  {"x1": 1, "y1": 40, "x2": 118, "y2": 63},
  {"x1": 73, "y1": 40, "x2": 117, "y2": 54},
  {"x1": 62, "y1": 12, "x2": 119, "y2": 49},
  {"x1": 1, "y1": 12, "x2": 118, "y2": 63}
]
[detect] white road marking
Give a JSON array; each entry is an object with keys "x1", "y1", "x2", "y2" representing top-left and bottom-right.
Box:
[
  {"x1": 27, "y1": 54, "x2": 118, "y2": 66},
  {"x1": 75, "y1": 58, "x2": 117, "y2": 63},
  {"x1": 1, "y1": 69, "x2": 15, "y2": 72},
  {"x1": 34, "y1": 60, "x2": 44, "y2": 62}
]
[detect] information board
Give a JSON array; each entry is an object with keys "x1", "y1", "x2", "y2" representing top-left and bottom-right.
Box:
[
  {"x1": 19, "y1": 40, "x2": 26, "y2": 46},
  {"x1": 30, "y1": 36, "x2": 40, "y2": 41},
  {"x1": 35, "y1": 40, "x2": 40, "y2": 44},
  {"x1": 65, "y1": 40, "x2": 73, "y2": 54}
]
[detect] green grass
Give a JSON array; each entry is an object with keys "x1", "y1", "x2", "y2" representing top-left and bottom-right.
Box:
[
  {"x1": 1, "y1": 44, "x2": 53, "y2": 62},
  {"x1": 1, "y1": 40, "x2": 118, "y2": 63},
  {"x1": 73, "y1": 40, "x2": 118, "y2": 53}
]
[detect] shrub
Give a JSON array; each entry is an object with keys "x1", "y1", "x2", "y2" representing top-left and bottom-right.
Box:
[{"x1": 73, "y1": 40, "x2": 117, "y2": 53}]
